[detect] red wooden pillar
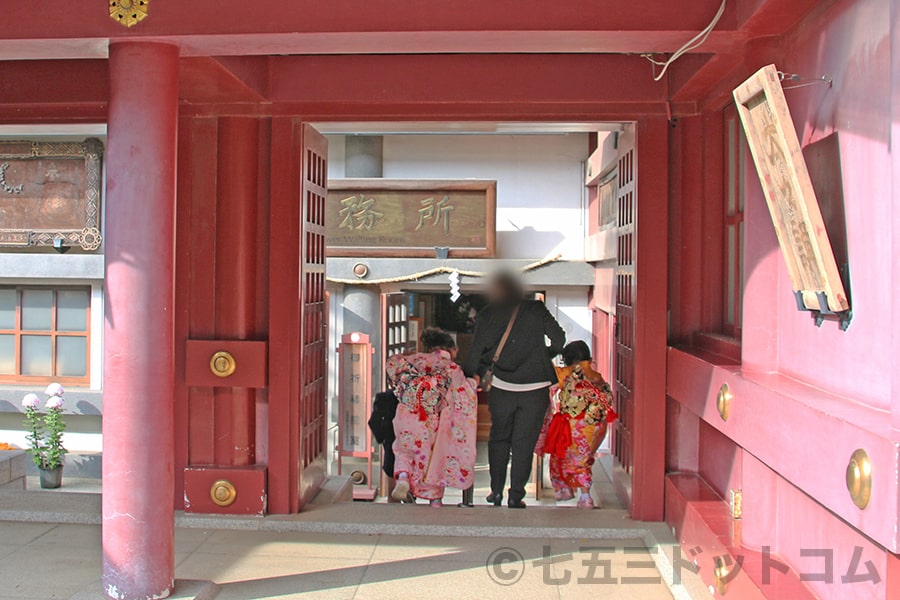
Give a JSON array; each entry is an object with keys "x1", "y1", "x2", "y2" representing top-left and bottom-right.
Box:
[
  {"x1": 103, "y1": 42, "x2": 179, "y2": 600},
  {"x1": 631, "y1": 117, "x2": 668, "y2": 521},
  {"x1": 214, "y1": 117, "x2": 259, "y2": 466}
]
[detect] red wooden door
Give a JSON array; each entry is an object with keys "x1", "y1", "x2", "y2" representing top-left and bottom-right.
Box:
[
  {"x1": 268, "y1": 121, "x2": 329, "y2": 513},
  {"x1": 298, "y1": 125, "x2": 329, "y2": 503},
  {"x1": 612, "y1": 132, "x2": 636, "y2": 486}
]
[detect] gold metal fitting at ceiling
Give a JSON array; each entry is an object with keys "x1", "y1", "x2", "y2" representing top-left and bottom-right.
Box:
[
  {"x1": 845, "y1": 449, "x2": 872, "y2": 510},
  {"x1": 713, "y1": 556, "x2": 730, "y2": 595},
  {"x1": 210, "y1": 480, "x2": 237, "y2": 507},
  {"x1": 210, "y1": 351, "x2": 237, "y2": 378},
  {"x1": 716, "y1": 383, "x2": 732, "y2": 422},
  {"x1": 729, "y1": 489, "x2": 743, "y2": 520},
  {"x1": 109, "y1": 1, "x2": 150, "y2": 28}
]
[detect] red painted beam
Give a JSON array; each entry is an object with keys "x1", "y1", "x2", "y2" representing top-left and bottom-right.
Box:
[
  {"x1": 0, "y1": 57, "x2": 267, "y2": 120},
  {"x1": 270, "y1": 54, "x2": 665, "y2": 104},
  {"x1": 181, "y1": 101, "x2": 681, "y2": 122},
  {"x1": 0, "y1": 0, "x2": 745, "y2": 60},
  {"x1": 179, "y1": 57, "x2": 267, "y2": 105},
  {"x1": 0, "y1": 53, "x2": 682, "y2": 120},
  {"x1": 261, "y1": 54, "x2": 675, "y2": 120},
  {"x1": 669, "y1": 52, "x2": 746, "y2": 104},
  {"x1": 0, "y1": 31, "x2": 741, "y2": 61},
  {"x1": 736, "y1": 0, "x2": 837, "y2": 36},
  {"x1": 0, "y1": 59, "x2": 107, "y2": 105},
  {"x1": 0, "y1": 1, "x2": 734, "y2": 40},
  {"x1": 662, "y1": 0, "x2": 828, "y2": 108},
  {"x1": 214, "y1": 57, "x2": 269, "y2": 99},
  {"x1": 0, "y1": 52, "x2": 715, "y2": 119},
  {"x1": 0, "y1": 104, "x2": 107, "y2": 124}
]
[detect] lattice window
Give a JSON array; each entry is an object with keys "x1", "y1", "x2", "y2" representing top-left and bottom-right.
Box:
[
  {"x1": 0, "y1": 286, "x2": 91, "y2": 384},
  {"x1": 300, "y1": 137, "x2": 328, "y2": 468},
  {"x1": 612, "y1": 144, "x2": 635, "y2": 476}
]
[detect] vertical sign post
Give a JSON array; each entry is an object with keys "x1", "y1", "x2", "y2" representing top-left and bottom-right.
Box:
[{"x1": 337, "y1": 332, "x2": 377, "y2": 500}]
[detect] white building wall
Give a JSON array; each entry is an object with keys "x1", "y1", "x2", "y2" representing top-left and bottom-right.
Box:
[
  {"x1": 326, "y1": 134, "x2": 590, "y2": 260},
  {"x1": 0, "y1": 125, "x2": 106, "y2": 458},
  {"x1": 546, "y1": 288, "x2": 593, "y2": 349}
]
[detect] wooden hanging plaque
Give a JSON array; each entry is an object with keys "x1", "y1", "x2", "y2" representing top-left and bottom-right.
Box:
[
  {"x1": 326, "y1": 179, "x2": 496, "y2": 258},
  {"x1": 733, "y1": 65, "x2": 849, "y2": 313}
]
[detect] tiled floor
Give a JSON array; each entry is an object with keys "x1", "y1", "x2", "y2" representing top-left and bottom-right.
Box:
[
  {"x1": 0, "y1": 522, "x2": 679, "y2": 599},
  {"x1": 338, "y1": 441, "x2": 621, "y2": 508}
]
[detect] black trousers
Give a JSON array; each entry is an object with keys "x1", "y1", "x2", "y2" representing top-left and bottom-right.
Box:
[{"x1": 487, "y1": 386, "x2": 550, "y2": 503}]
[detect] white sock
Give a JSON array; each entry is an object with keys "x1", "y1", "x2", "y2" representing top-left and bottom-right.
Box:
[{"x1": 579, "y1": 493, "x2": 591, "y2": 501}]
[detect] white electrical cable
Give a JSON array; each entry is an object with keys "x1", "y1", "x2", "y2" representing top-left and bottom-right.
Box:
[{"x1": 643, "y1": 0, "x2": 727, "y2": 82}]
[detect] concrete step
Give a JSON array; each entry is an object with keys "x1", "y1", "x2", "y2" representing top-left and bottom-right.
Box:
[
  {"x1": 0, "y1": 449, "x2": 26, "y2": 490},
  {"x1": 309, "y1": 474, "x2": 353, "y2": 506},
  {"x1": 2, "y1": 486, "x2": 646, "y2": 540}
]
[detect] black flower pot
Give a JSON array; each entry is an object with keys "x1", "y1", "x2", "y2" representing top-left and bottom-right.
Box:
[{"x1": 39, "y1": 466, "x2": 63, "y2": 489}]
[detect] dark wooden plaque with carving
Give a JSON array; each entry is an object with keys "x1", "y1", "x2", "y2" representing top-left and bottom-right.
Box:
[
  {"x1": 733, "y1": 65, "x2": 849, "y2": 315},
  {"x1": 326, "y1": 179, "x2": 496, "y2": 257},
  {"x1": 0, "y1": 138, "x2": 103, "y2": 251}
]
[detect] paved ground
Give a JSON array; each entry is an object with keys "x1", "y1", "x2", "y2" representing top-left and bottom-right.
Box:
[
  {"x1": 0, "y1": 521, "x2": 684, "y2": 599},
  {"x1": 2, "y1": 448, "x2": 706, "y2": 599}
]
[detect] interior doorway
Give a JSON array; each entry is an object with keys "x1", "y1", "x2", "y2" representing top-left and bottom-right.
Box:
[{"x1": 320, "y1": 121, "x2": 660, "y2": 517}]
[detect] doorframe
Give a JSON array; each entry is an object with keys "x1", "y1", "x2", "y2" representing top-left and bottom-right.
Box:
[
  {"x1": 260, "y1": 116, "x2": 667, "y2": 518},
  {"x1": 629, "y1": 117, "x2": 669, "y2": 521}
]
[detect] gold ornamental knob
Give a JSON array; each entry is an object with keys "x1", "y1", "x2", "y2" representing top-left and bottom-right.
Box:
[
  {"x1": 713, "y1": 556, "x2": 729, "y2": 595},
  {"x1": 210, "y1": 480, "x2": 237, "y2": 507},
  {"x1": 845, "y1": 449, "x2": 872, "y2": 510},
  {"x1": 209, "y1": 351, "x2": 237, "y2": 378},
  {"x1": 716, "y1": 384, "x2": 732, "y2": 422}
]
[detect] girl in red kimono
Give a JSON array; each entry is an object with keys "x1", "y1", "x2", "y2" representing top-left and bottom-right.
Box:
[
  {"x1": 387, "y1": 328, "x2": 478, "y2": 507},
  {"x1": 538, "y1": 341, "x2": 617, "y2": 509}
]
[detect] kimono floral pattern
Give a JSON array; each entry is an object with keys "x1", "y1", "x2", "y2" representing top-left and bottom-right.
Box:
[
  {"x1": 536, "y1": 362, "x2": 617, "y2": 494},
  {"x1": 556, "y1": 364, "x2": 614, "y2": 425},
  {"x1": 387, "y1": 350, "x2": 478, "y2": 500}
]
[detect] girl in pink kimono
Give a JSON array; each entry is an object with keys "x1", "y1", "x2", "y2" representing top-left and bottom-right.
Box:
[{"x1": 388, "y1": 328, "x2": 478, "y2": 507}]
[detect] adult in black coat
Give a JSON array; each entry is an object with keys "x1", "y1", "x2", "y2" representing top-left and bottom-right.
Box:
[{"x1": 464, "y1": 271, "x2": 565, "y2": 508}]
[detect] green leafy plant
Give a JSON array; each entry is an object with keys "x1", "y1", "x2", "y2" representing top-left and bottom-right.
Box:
[{"x1": 22, "y1": 383, "x2": 67, "y2": 470}]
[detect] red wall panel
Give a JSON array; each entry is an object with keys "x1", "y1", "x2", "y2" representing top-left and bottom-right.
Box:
[{"x1": 174, "y1": 116, "x2": 272, "y2": 512}]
